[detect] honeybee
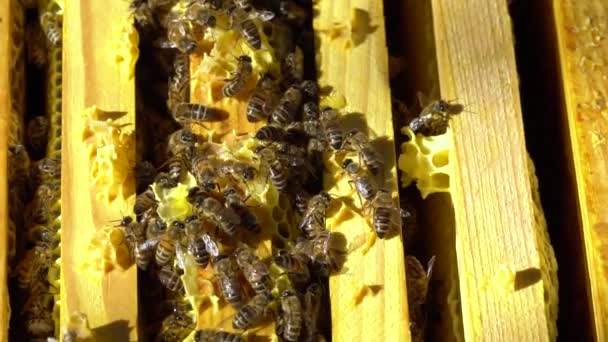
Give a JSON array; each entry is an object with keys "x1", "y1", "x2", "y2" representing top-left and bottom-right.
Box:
[
  {"x1": 279, "y1": 1, "x2": 308, "y2": 27},
  {"x1": 24, "y1": 310, "x2": 55, "y2": 338},
  {"x1": 299, "y1": 191, "x2": 331, "y2": 238},
  {"x1": 158, "y1": 311, "x2": 195, "y2": 341},
  {"x1": 117, "y1": 215, "x2": 145, "y2": 250},
  {"x1": 223, "y1": 55, "x2": 253, "y2": 97},
  {"x1": 25, "y1": 22, "x2": 47, "y2": 68},
  {"x1": 165, "y1": 18, "x2": 198, "y2": 54},
  {"x1": 40, "y1": 2, "x2": 62, "y2": 46},
  {"x1": 343, "y1": 129, "x2": 383, "y2": 175},
  {"x1": 167, "y1": 53, "x2": 191, "y2": 115},
  {"x1": 370, "y1": 190, "x2": 402, "y2": 239},
  {"x1": 32, "y1": 156, "x2": 61, "y2": 185},
  {"x1": 292, "y1": 185, "x2": 310, "y2": 215},
  {"x1": 406, "y1": 255, "x2": 435, "y2": 307},
  {"x1": 319, "y1": 107, "x2": 344, "y2": 150},
  {"x1": 163, "y1": 152, "x2": 191, "y2": 183},
  {"x1": 302, "y1": 283, "x2": 324, "y2": 342},
  {"x1": 159, "y1": 264, "x2": 185, "y2": 293},
  {"x1": 302, "y1": 102, "x2": 319, "y2": 122},
  {"x1": 295, "y1": 231, "x2": 344, "y2": 276},
  {"x1": 235, "y1": 244, "x2": 271, "y2": 293},
  {"x1": 278, "y1": 289, "x2": 302, "y2": 342},
  {"x1": 216, "y1": 159, "x2": 257, "y2": 182},
  {"x1": 409, "y1": 94, "x2": 464, "y2": 136},
  {"x1": 135, "y1": 238, "x2": 159, "y2": 270},
  {"x1": 155, "y1": 171, "x2": 179, "y2": 189},
  {"x1": 228, "y1": 6, "x2": 274, "y2": 50},
  {"x1": 167, "y1": 127, "x2": 197, "y2": 157},
  {"x1": 255, "y1": 146, "x2": 289, "y2": 191},
  {"x1": 156, "y1": 221, "x2": 185, "y2": 266},
  {"x1": 184, "y1": 215, "x2": 210, "y2": 267},
  {"x1": 282, "y1": 46, "x2": 304, "y2": 87},
  {"x1": 341, "y1": 158, "x2": 378, "y2": 204},
  {"x1": 146, "y1": 215, "x2": 168, "y2": 240},
  {"x1": 271, "y1": 85, "x2": 303, "y2": 126},
  {"x1": 233, "y1": 291, "x2": 272, "y2": 330},
  {"x1": 223, "y1": 188, "x2": 260, "y2": 234},
  {"x1": 214, "y1": 255, "x2": 244, "y2": 307},
  {"x1": 194, "y1": 329, "x2": 244, "y2": 342},
  {"x1": 247, "y1": 74, "x2": 279, "y2": 122},
  {"x1": 299, "y1": 80, "x2": 318, "y2": 100},
  {"x1": 184, "y1": 2, "x2": 217, "y2": 29},
  {"x1": 129, "y1": 0, "x2": 157, "y2": 29},
  {"x1": 273, "y1": 251, "x2": 310, "y2": 284},
  {"x1": 173, "y1": 103, "x2": 223, "y2": 125},
  {"x1": 15, "y1": 245, "x2": 54, "y2": 289},
  {"x1": 135, "y1": 188, "x2": 158, "y2": 216},
  {"x1": 200, "y1": 197, "x2": 241, "y2": 236},
  {"x1": 255, "y1": 124, "x2": 286, "y2": 142},
  {"x1": 190, "y1": 155, "x2": 221, "y2": 192}
]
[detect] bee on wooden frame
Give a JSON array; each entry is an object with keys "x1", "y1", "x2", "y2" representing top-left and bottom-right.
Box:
[{"x1": 409, "y1": 92, "x2": 464, "y2": 136}]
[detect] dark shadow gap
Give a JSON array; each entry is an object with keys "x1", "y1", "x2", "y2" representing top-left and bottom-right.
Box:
[
  {"x1": 384, "y1": 0, "x2": 464, "y2": 341},
  {"x1": 508, "y1": 1, "x2": 592, "y2": 340}
]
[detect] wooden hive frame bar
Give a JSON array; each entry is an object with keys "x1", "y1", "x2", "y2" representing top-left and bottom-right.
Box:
[
  {"x1": 431, "y1": 0, "x2": 557, "y2": 340},
  {"x1": 61, "y1": 0, "x2": 138, "y2": 339},
  {"x1": 553, "y1": 1, "x2": 608, "y2": 340}
]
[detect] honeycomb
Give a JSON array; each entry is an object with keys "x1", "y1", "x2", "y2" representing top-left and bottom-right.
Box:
[
  {"x1": 527, "y1": 155, "x2": 558, "y2": 340},
  {"x1": 398, "y1": 126, "x2": 451, "y2": 198}
]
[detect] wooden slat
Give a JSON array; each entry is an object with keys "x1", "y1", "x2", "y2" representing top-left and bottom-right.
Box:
[
  {"x1": 553, "y1": 1, "x2": 608, "y2": 340},
  {"x1": 313, "y1": 1, "x2": 410, "y2": 341},
  {"x1": 0, "y1": 0, "x2": 11, "y2": 339},
  {"x1": 431, "y1": 0, "x2": 556, "y2": 340},
  {"x1": 61, "y1": 0, "x2": 138, "y2": 339}
]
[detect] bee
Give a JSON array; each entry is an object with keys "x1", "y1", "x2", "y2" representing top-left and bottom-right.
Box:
[
  {"x1": 279, "y1": 1, "x2": 308, "y2": 27},
  {"x1": 409, "y1": 94, "x2": 464, "y2": 136},
  {"x1": 165, "y1": 18, "x2": 198, "y2": 54},
  {"x1": 173, "y1": 103, "x2": 222, "y2": 125},
  {"x1": 370, "y1": 190, "x2": 402, "y2": 239},
  {"x1": 319, "y1": 107, "x2": 344, "y2": 150},
  {"x1": 146, "y1": 215, "x2": 168, "y2": 240},
  {"x1": 167, "y1": 53, "x2": 191, "y2": 115},
  {"x1": 214, "y1": 256, "x2": 244, "y2": 307},
  {"x1": 25, "y1": 22, "x2": 47, "y2": 68},
  {"x1": 190, "y1": 155, "x2": 220, "y2": 192},
  {"x1": 255, "y1": 146, "x2": 289, "y2": 191},
  {"x1": 135, "y1": 188, "x2": 158, "y2": 216},
  {"x1": 40, "y1": 2, "x2": 62, "y2": 46},
  {"x1": 299, "y1": 191, "x2": 331, "y2": 238},
  {"x1": 129, "y1": 0, "x2": 157, "y2": 29},
  {"x1": 278, "y1": 289, "x2": 303, "y2": 342},
  {"x1": 32, "y1": 156, "x2": 61, "y2": 185},
  {"x1": 302, "y1": 102, "x2": 319, "y2": 122},
  {"x1": 233, "y1": 292, "x2": 272, "y2": 330},
  {"x1": 62, "y1": 312, "x2": 90, "y2": 342},
  {"x1": 216, "y1": 159, "x2": 257, "y2": 182},
  {"x1": 228, "y1": 6, "x2": 273, "y2": 50},
  {"x1": 162, "y1": 152, "x2": 191, "y2": 183},
  {"x1": 293, "y1": 185, "x2": 311, "y2": 215},
  {"x1": 184, "y1": 215, "x2": 210, "y2": 267},
  {"x1": 302, "y1": 283, "x2": 324, "y2": 342},
  {"x1": 282, "y1": 46, "x2": 304, "y2": 87},
  {"x1": 155, "y1": 171, "x2": 179, "y2": 189},
  {"x1": 406, "y1": 255, "x2": 435, "y2": 307},
  {"x1": 14, "y1": 245, "x2": 53, "y2": 289},
  {"x1": 247, "y1": 75, "x2": 279, "y2": 122},
  {"x1": 274, "y1": 251, "x2": 310, "y2": 284},
  {"x1": 194, "y1": 329, "x2": 244, "y2": 342},
  {"x1": 223, "y1": 55, "x2": 253, "y2": 97},
  {"x1": 271, "y1": 85, "x2": 303, "y2": 126},
  {"x1": 341, "y1": 158, "x2": 378, "y2": 204},
  {"x1": 200, "y1": 197, "x2": 241, "y2": 236},
  {"x1": 299, "y1": 80, "x2": 318, "y2": 100},
  {"x1": 235, "y1": 244, "x2": 271, "y2": 293},
  {"x1": 159, "y1": 264, "x2": 184, "y2": 293},
  {"x1": 255, "y1": 124, "x2": 286, "y2": 142},
  {"x1": 25, "y1": 313, "x2": 55, "y2": 338},
  {"x1": 234, "y1": 0, "x2": 252, "y2": 11},
  {"x1": 223, "y1": 188, "x2": 260, "y2": 234},
  {"x1": 117, "y1": 215, "x2": 145, "y2": 251},
  {"x1": 134, "y1": 238, "x2": 159, "y2": 271},
  {"x1": 184, "y1": 2, "x2": 218, "y2": 29},
  {"x1": 343, "y1": 129, "x2": 383, "y2": 175},
  {"x1": 156, "y1": 221, "x2": 185, "y2": 266},
  {"x1": 136, "y1": 160, "x2": 156, "y2": 194},
  {"x1": 158, "y1": 311, "x2": 195, "y2": 341},
  {"x1": 167, "y1": 127, "x2": 197, "y2": 157},
  {"x1": 294, "y1": 231, "x2": 343, "y2": 276}
]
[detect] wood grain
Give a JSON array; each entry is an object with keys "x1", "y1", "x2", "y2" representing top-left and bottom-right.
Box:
[
  {"x1": 61, "y1": 0, "x2": 138, "y2": 340},
  {"x1": 313, "y1": 1, "x2": 410, "y2": 341},
  {"x1": 553, "y1": 1, "x2": 608, "y2": 340},
  {"x1": 431, "y1": 0, "x2": 555, "y2": 340},
  {"x1": 0, "y1": 0, "x2": 12, "y2": 340}
]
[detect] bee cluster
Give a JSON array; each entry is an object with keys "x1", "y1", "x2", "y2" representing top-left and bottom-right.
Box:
[
  {"x1": 7, "y1": 1, "x2": 64, "y2": 340},
  {"x1": 125, "y1": 0, "x2": 408, "y2": 340}
]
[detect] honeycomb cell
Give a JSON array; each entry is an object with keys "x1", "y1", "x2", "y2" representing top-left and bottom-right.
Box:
[
  {"x1": 277, "y1": 223, "x2": 290, "y2": 239},
  {"x1": 430, "y1": 172, "x2": 449, "y2": 189}
]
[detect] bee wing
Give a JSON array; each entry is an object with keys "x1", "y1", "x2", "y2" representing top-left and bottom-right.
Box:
[
  {"x1": 254, "y1": 10, "x2": 276, "y2": 21},
  {"x1": 202, "y1": 234, "x2": 220, "y2": 257},
  {"x1": 426, "y1": 255, "x2": 437, "y2": 280},
  {"x1": 175, "y1": 243, "x2": 187, "y2": 270}
]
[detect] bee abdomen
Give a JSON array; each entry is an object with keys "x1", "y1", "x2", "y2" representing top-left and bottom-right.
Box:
[
  {"x1": 240, "y1": 20, "x2": 261, "y2": 49},
  {"x1": 220, "y1": 279, "x2": 243, "y2": 306},
  {"x1": 247, "y1": 94, "x2": 269, "y2": 122},
  {"x1": 325, "y1": 127, "x2": 344, "y2": 150},
  {"x1": 159, "y1": 265, "x2": 184, "y2": 293},
  {"x1": 374, "y1": 207, "x2": 392, "y2": 238},
  {"x1": 189, "y1": 239, "x2": 210, "y2": 267},
  {"x1": 269, "y1": 162, "x2": 288, "y2": 191},
  {"x1": 155, "y1": 239, "x2": 176, "y2": 266}
]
